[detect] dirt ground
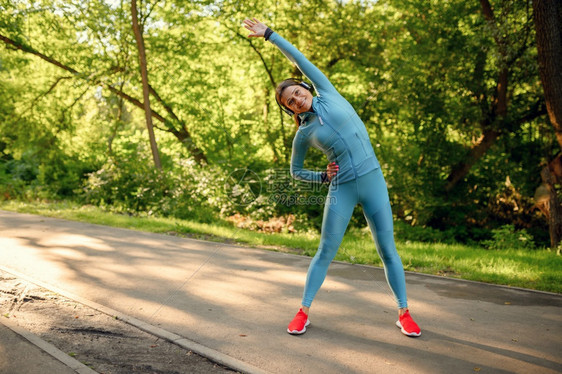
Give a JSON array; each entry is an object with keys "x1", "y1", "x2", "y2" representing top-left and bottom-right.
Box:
[{"x1": 0, "y1": 269, "x2": 237, "y2": 374}]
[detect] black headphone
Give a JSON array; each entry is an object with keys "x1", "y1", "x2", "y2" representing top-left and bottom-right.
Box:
[{"x1": 275, "y1": 79, "x2": 315, "y2": 116}]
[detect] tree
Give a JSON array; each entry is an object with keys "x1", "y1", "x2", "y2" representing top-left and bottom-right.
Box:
[
  {"x1": 0, "y1": 0, "x2": 207, "y2": 164},
  {"x1": 444, "y1": 0, "x2": 544, "y2": 192},
  {"x1": 533, "y1": 0, "x2": 562, "y2": 148},
  {"x1": 533, "y1": 0, "x2": 562, "y2": 248}
]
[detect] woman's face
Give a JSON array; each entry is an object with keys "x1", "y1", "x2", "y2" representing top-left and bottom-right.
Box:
[{"x1": 281, "y1": 85, "x2": 313, "y2": 114}]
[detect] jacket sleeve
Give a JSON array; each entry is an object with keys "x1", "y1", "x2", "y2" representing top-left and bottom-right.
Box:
[
  {"x1": 290, "y1": 131, "x2": 326, "y2": 183},
  {"x1": 269, "y1": 32, "x2": 337, "y2": 97}
]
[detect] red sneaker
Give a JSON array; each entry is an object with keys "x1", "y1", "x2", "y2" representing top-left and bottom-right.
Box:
[
  {"x1": 396, "y1": 310, "x2": 421, "y2": 337},
  {"x1": 287, "y1": 308, "x2": 310, "y2": 335}
]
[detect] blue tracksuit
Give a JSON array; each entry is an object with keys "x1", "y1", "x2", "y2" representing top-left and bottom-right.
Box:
[{"x1": 269, "y1": 32, "x2": 408, "y2": 309}]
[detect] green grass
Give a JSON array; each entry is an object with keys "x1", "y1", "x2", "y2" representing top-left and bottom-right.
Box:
[{"x1": 2, "y1": 200, "x2": 560, "y2": 294}]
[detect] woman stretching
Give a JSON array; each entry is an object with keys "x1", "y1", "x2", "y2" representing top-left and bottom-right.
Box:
[{"x1": 244, "y1": 18, "x2": 421, "y2": 337}]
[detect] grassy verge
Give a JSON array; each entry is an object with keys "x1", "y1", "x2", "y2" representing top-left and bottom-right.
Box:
[{"x1": 1, "y1": 200, "x2": 560, "y2": 294}]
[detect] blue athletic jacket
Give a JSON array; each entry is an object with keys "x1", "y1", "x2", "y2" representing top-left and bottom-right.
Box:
[{"x1": 268, "y1": 32, "x2": 380, "y2": 185}]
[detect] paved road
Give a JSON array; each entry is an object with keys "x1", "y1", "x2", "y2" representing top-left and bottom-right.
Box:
[{"x1": 0, "y1": 210, "x2": 561, "y2": 374}]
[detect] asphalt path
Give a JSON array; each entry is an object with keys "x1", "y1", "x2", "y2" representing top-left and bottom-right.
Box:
[{"x1": 0, "y1": 210, "x2": 560, "y2": 374}]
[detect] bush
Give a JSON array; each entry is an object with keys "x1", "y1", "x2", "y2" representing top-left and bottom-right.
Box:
[
  {"x1": 0, "y1": 152, "x2": 40, "y2": 200},
  {"x1": 482, "y1": 224, "x2": 536, "y2": 250},
  {"x1": 82, "y1": 151, "x2": 235, "y2": 223},
  {"x1": 394, "y1": 220, "x2": 453, "y2": 243},
  {"x1": 37, "y1": 153, "x2": 85, "y2": 197}
]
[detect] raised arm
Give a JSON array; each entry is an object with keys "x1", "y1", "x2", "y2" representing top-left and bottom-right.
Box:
[{"x1": 243, "y1": 18, "x2": 337, "y2": 96}]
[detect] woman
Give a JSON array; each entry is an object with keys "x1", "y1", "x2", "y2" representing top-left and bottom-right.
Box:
[{"x1": 244, "y1": 18, "x2": 421, "y2": 337}]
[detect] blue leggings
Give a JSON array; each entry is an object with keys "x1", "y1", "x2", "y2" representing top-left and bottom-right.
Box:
[{"x1": 302, "y1": 168, "x2": 408, "y2": 309}]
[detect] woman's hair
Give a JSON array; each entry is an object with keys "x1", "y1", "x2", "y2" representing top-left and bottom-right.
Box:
[{"x1": 275, "y1": 78, "x2": 306, "y2": 128}]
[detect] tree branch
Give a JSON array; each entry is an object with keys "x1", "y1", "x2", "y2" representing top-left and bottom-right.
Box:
[
  {"x1": 0, "y1": 32, "x2": 207, "y2": 163},
  {"x1": 29, "y1": 76, "x2": 73, "y2": 109},
  {"x1": 227, "y1": 26, "x2": 277, "y2": 88},
  {"x1": 514, "y1": 100, "x2": 547, "y2": 127},
  {"x1": 226, "y1": 25, "x2": 290, "y2": 161},
  {"x1": 60, "y1": 86, "x2": 90, "y2": 124},
  {"x1": 146, "y1": 83, "x2": 207, "y2": 163},
  {"x1": 0, "y1": 34, "x2": 79, "y2": 74}
]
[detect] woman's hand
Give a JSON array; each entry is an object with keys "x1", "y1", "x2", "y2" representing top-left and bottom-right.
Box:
[
  {"x1": 243, "y1": 18, "x2": 268, "y2": 38},
  {"x1": 326, "y1": 162, "x2": 339, "y2": 181}
]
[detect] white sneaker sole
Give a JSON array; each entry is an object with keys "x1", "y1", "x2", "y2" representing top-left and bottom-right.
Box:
[
  {"x1": 287, "y1": 319, "x2": 311, "y2": 335},
  {"x1": 396, "y1": 320, "x2": 421, "y2": 337}
]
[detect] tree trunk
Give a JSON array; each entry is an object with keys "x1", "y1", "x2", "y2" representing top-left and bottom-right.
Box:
[
  {"x1": 541, "y1": 165, "x2": 562, "y2": 248},
  {"x1": 131, "y1": 0, "x2": 161, "y2": 170},
  {"x1": 533, "y1": 0, "x2": 562, "y2": 149},
  {"x1": 533, "y1": 0, "x2": 562, "y2": 248}
]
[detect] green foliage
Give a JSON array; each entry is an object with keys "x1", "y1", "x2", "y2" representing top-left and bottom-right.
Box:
[
  {"x1": 482, "y1": 224, "x2": 536, "y2": 251},
  {"x1": 0, "y1": 0, "x2": 554, "y2": 247},
  {"x1": 393, "y1": 221, "x2": 455, "y2": 244},
  {"x1": 82, "y1": 150, "x2": 228, "y2": 223}
]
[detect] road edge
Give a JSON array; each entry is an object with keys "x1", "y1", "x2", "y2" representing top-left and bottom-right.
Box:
[
  {"x1": 0, "y1": 315, "x2": 99, "y2": 374},
  {"x1": 0, "y1": 265, "x2": 269, "y2": 374}
]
